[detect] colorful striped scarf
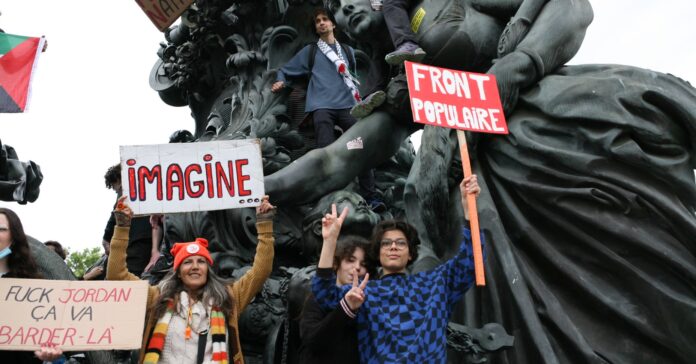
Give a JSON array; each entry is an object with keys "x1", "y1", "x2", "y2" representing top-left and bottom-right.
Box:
[{"x1": 144, "y1": 300, "x2": 229, "y2": 364}]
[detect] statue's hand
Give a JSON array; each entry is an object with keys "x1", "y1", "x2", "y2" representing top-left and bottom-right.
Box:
[{"x1": 487, "y1": 51, "x2": 538, "y2": 115}]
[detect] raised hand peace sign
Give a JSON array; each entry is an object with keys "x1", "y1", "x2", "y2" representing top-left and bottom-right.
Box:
[
  {"x1": 344, "y1": 268, "x2": 370, "y2": 311},
  {"x1": 322, "y1": 203, "x2": 349, "y2": 242}
]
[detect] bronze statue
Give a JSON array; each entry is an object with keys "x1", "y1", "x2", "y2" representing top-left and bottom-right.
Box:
[{"x1": 147, "y1": 0, "x2": 696, "y2": 363}]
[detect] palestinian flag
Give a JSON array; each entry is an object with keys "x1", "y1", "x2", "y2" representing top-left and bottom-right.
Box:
[{"x1": 0, "y1": 33, "x2": 45, "y2": 113}]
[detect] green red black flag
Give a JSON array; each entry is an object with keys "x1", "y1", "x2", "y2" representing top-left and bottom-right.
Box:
[{"x1": 0, "y1": 33, "x2": 45, "y2": 113}]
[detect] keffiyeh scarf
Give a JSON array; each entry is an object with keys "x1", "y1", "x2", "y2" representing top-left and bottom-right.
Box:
[{"x1": 317, "y1": 39, "x2": 361, "y2": 102}]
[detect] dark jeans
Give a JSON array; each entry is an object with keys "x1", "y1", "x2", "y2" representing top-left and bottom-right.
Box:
[
  {"x1": 312, "y1": 108, "x2": 378, "y2": 199},
  {"x1": 383, "y1": 0, "x2": 417, "y2": 47}
]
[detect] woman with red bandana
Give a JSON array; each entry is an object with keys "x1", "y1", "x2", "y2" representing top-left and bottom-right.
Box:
[{"x1": 107, "y1": 196, "x2": 276, "y2": 364}]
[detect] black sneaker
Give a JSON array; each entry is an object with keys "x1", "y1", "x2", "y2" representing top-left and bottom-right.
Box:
[{"x1": 385, "y1": 41, "x2": 426, "y2": 65}]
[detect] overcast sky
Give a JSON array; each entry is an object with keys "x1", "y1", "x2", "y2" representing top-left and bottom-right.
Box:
[{"x1": 1, "y1": 1, "x2": 695, "y2": 254}]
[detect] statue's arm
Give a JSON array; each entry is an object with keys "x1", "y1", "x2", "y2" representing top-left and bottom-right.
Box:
[
  {"x1": 488, "y1": 0, "x2": 594, "y2": 113},
  {"x1": 265, "y1": 111, "x2": 409, "y2": 204}
]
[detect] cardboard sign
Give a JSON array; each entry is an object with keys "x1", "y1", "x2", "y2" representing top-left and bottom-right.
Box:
[
  {"x1": 405, "y1": 61, "x2": 508, "y2": 134},
  {"x1": 120, "y1": 140, "x2": 265, "y2": 215},
  {"x1": 134, "y1": 0, "x2": 194, "y2": 32},
  {"x1": 0, "y1": 279, "x2": 148, "y2": 351}
]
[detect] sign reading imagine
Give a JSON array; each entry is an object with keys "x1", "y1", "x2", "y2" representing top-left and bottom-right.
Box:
[{"x1": 120, "y1": 140, "x2": 265, "y2": 215}]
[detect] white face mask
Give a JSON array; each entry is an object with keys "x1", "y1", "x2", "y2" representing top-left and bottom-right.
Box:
[{"x1": 0, "y1": 246, "x2": 11, "y2": 260}]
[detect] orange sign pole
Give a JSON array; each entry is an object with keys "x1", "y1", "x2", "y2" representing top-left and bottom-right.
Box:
[{"x1": 456, "y1": 130, "x2": 485, "y2": 286}]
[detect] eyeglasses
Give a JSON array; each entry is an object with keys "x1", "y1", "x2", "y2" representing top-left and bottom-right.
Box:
[{"x1": 380, "y1": 238, "x2": 408, "y2": 250}]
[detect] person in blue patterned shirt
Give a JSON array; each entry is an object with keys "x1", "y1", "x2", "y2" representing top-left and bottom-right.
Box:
[{"x1": 312, "y1": 174, "x2": 482, "y2": 363}]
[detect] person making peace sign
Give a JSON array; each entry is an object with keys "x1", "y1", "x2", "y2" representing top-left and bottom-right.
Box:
[{"x1": 312, "y1": 175, "x2": 482, "y2": 363}]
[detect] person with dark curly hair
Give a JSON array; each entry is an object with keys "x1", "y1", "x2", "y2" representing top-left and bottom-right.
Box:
[
  {"x1": 311, "y1": 175, "x2": 481, "y2": 362},
  {"x1": 298, "y1": 235, "x2": 375, "y2": 363},
  {"x1": 43, "y1": 240, "x2": 67, "y2": 260},
  {"x1": 102, "y1": 163, "x2": 161, "y2": 278}
]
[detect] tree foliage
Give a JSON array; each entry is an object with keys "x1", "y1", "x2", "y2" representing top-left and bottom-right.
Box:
[{"x1": 66, "y1": 246, "x2": 102, "y2": 277}]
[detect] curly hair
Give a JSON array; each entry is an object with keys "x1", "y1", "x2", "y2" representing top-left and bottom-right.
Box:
[
  {"x1": 0, "y1": 208, "x2": 42, "y2": 279},
  {"x1": 104, "y1": 163, "x2": 121, "y2": 190},
  {"x1": 44, "y1": 240, "x2": 67, "y2": 260},
  {"x1": 334, "y1": 235, "x2": 377, "y2": 277},
  {"x1": 370, "y1": 220, "x2": 420, "y2": 268}
]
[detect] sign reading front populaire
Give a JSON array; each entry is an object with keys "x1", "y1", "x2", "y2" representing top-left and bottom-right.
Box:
[
  {"x1": 0, "y1": 279, "x2": 148, "y2": 351},
  {"x1": 404, "y1": 61, "x2": 508, "y2": 134},
  {"x1": 120, "y1": 140, "x2": 264, "y2": 215}
]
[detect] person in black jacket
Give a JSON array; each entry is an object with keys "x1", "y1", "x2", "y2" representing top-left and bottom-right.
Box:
[{"x1": 298, "y1": 235, "x2": 374, "y2": 363}]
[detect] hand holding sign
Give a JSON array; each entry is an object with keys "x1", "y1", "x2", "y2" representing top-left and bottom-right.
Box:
[
  {"x1": 114, "y1": 196, "x2": 132, "y2": 227},
  {"x1": 460, "y1": 175, "x2": 480, "y2": 220},
  {"x1": 256, "y1": 195, "x2": 276, "y2": 221},
  {"x1": 405, "y1": 61, "x2": 508, "y2": 286},
  {"x1": 35, "y1": 343, "x2": 62, "y2": 361}
]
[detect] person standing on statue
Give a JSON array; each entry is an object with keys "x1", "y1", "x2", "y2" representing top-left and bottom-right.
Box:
[
  {"x1": 271, "y1": 8, "x2": 385, "y2": 211},
  {"x1": 312, "y1": 175, "x2": 482, "y2": 363}
]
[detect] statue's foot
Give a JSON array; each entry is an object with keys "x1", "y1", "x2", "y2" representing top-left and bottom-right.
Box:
[
  {"x1": 385, "y1": 41, "x2": 426, "y2": 65},
  {"x1": 351, "y1": 90, "x2": 386, "y2": 119}
]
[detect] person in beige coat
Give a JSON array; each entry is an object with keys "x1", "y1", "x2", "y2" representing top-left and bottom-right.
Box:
[{"x1": 107, "y1": 196, "x2": 275, "y2": 364}]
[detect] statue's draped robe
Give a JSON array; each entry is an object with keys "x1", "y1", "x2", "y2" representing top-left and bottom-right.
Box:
[{"x1": 473, "y1": 65, "x2": 696, "y2": 363}]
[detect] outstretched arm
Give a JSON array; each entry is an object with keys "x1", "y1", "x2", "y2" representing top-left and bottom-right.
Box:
[
  {"x1": 272, "y1": 46, "x2": 311, "y2": 92},
  {"x1": 266, "y1": 111, "x2": 410, "y2": 204},
  {"x1": 106, "y1": 196, "x2": 140, "y2": 282},
  {"x1": 232, "y1": 196, "x2": 276, "y2": 311},
  {"x1": 488, "y1": 0, "x2": 594, "y2": 113},
  {"x1": 312, "y1": 204, "x2": 355, "y2": 311},
  {"x1": 438, "y1": 175, "x2": 484, "y2": 305}
]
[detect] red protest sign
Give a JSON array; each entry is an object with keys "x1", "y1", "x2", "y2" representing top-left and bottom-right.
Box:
[{"x1": 405, "y1": 61, "x2": 508, "y2": 134}]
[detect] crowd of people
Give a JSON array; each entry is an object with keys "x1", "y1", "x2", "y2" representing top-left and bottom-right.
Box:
[
  {"x1": 1, "y1": 173, "x2": 480, "y2": 363},
  {"x1": 1, "y1": 7, "x2": 484, "y2": 364}
]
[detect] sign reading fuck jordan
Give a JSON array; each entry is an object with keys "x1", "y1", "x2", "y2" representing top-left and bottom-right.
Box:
[
  {"x1": 120, "y1": 140, "x2": 264, "y2": 215},
  {"x1": 405, "y1": 61, "x2": 508, "y2": 133}
]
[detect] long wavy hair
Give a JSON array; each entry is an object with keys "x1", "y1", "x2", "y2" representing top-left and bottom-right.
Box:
[
  {"x1": 151, "y1": 263, "x2": 233, "y2": 320},
  {"x1": 0, "y1": 208, "x2": 42, "y2": 279}
]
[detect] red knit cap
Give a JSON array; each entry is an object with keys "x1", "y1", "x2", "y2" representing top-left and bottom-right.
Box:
[{"x1": 170, "y1": 238, "x2": 214, "y2": 270}]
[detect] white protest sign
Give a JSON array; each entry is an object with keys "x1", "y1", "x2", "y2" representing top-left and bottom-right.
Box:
[
  {"x1": 0, "y1": 279, "x2": 148, "y2": 351},
  {"x1": 120, "y1": 140, "x2": 265, "y2": 215}
]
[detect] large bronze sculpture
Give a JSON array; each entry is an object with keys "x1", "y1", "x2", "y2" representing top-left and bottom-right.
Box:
[{"x1": 145, "y1": 0, "x2": 695, "y2": 363}]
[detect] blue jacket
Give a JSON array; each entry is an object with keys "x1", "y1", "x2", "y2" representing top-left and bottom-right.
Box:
[
  {"x1": 312, "y1": 228, "x2": 481, "y2": 363},
  {"x1": 276, "y1": 43, "x2": 357, "y2": 112}
]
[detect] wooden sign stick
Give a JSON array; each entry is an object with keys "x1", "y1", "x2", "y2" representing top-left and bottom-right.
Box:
[{"x1": 456, "y1": 130, "x2": 485, "y2": 286}]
